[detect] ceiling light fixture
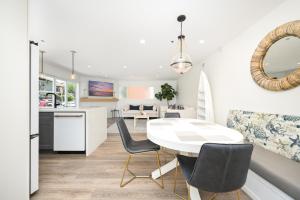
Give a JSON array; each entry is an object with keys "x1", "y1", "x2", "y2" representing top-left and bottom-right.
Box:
[
  {"x1": 40, "y1": 50, "x2": 46, "y2": 78},
  {"x1": 170, "y1": 15, "x2": 193, "y2": 75},
  {"x1": 199, "y1": 40, "x2": 205, "y2": 44},
  {"x1": 70, "y1": 50, "x2": 77, "y2": 80},
  {"x1": 123, "y1": 65, "x2": 127, "y2": 69},
  {"x1": 140, "y1": 39, "x2": 146, "y2": 44},
  {"x1": 87, "y1": 65, "x2": 91, "y2": 68},
  {"x1": 159, "y1": 65, "x2": 163, "y2": 69}
]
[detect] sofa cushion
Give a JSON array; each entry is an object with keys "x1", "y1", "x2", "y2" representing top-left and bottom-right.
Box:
[
  {"x1": 227, "y1": 110, "x2": 300, "y2": 162},
  {"x1": 251, "y1": 145, "x2": 300, "y2": 199},
  {"x1": 129, "y1": 105, "x2": 140, "y2": 110},
  {"x1": 143, "y1": 105, "x2": 153, "y2": 110}
]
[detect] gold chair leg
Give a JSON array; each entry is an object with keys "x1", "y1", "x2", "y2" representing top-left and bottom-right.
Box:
[
  {"x1": 120, "y1": 154, "x2": 135, "y2": 187},
  {"x1": 208, "y1": 193, "x2": 217, "y2": 200},
  {"x1": 173, "y1": 160, "x2": 179, "y2": 193},
  {"x1": 236, "y1": 190, "x2": 241, "y2": 200},
  {"x1": 187, "y1": 184, "x2": 190, "y2": 200},
  {"x1": 151, "y1": 151, "x2": 164, "y2": 188},
  {"x1": 174, "y1": 160, "x2": 191, "y2": 200},
  {"x1": 120, "y1": 152, "x2": 164, "y2": 189}
]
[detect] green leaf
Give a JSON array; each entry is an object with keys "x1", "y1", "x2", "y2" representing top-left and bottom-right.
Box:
[{"x1": 154, "y1": 83, "x2": 177, "y2": 102}]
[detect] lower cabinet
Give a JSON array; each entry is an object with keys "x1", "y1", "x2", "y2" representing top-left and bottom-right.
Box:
[{"x1": 39, "y1": 112, "x2": 54, "y2": 150}]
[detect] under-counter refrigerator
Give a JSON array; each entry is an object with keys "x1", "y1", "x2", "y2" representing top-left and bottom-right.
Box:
[{"x1": 29, "y1": 41, "x2": 39, "y2": 194}]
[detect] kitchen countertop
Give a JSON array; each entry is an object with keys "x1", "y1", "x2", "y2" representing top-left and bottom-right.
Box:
[{"x1": 39, "y1": 107, "x2": 106, "y2": 112}]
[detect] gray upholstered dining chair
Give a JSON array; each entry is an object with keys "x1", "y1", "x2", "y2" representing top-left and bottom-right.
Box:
[
  {"x1": 165, "y1": 112, "x2": 181, "y2": 118},
  {"x1": 116, "y1": 118, "x2": 164, "y2": 188},
  {"x1": 174, "y1": 143, "x2": 253, "y2": 200}
]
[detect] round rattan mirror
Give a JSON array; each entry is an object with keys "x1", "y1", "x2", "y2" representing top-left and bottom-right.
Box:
[{"x1": 250, "y1": 20, "x2": 300, "y2": 91}]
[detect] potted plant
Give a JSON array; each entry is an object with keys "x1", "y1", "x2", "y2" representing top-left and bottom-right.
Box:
[{"x1": 155, "y1": 83, "x2": 177, "y2": 106}]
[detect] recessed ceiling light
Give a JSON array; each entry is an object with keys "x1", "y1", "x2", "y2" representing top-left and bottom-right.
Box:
[
  {"x1": 297, "y1": 62, "x2": 300, "y2": 65},
  {"x1": 140, "y1": 39, "x2": 146, "y2": 44},
  {"x1": 123, "y1": 65, "x2": 127, "y2": 69},
  {"x1": 159, "y1": 65, "x2": 163, "y2": 69},
  {"x1": 199, "y1": 40, "x2": 205, "y2": 44},
  {"x1": 87, "y1": 65, "x2": 91, "y2": 68}
]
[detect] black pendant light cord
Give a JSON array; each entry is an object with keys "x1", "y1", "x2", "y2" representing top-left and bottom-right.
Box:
[
  {"x1": 71, "y1": 50, "x2": 76, "y2": 74},
  {"x1": 40, "y1": 50, "x2": 45, "y2": 74},
  {"x1": 180, "y1": 22, "x2": 183, "y2": 58},
  {"x1": 41, "y1": 52, "x2": 44, "y2": 74},
  {"x1": 72, "y1": 52, "x2": 74, "y2": 74}
]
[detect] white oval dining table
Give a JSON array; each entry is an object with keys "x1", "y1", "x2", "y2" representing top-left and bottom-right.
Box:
[{"x1": 147, "y1": 118, "x2": 244, "y2": 200}]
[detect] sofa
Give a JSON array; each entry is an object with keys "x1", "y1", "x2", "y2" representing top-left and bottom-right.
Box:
[
  {"x1": 227, "y1": 110, "x2": 300, "y2": 200},
  {"x1": 122, "y1": 104, "x2": 159, "y2": 118}
]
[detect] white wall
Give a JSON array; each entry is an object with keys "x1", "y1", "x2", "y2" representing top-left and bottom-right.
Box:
[
  {"x1": 0, "y1": 0, "x2": 30, "y2": 199},
  {"x1": 42, "y1": 63, "x2": 178, "y2": 116},
  {"x1": 42, "y1": 62, "x2": 76, "y2": 81},
  {"x1": 178, "y1": 0, "x2": 300, "y2": 125},
  {"x1": 79, "y1": 76, "x2": 119, "y2": 117},
  {"x1": 118, "y1": 80, "x2": 177, "y2": 109}
]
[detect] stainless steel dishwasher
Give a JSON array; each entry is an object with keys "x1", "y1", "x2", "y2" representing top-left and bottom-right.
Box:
[{"x1": 54, "y1": 112, "x2": 85, "y2": 151}]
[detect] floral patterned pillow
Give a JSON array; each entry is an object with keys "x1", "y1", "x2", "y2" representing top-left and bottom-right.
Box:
[{"x1": 227, "y1": 110, "x2": 300, "y2": 162}]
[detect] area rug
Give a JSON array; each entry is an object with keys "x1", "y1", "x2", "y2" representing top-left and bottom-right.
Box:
[{"x1": 107, "y1": 119, "x2": 147, "y2": 134}]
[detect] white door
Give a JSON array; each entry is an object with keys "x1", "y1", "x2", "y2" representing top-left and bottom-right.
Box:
[{"x1": 54, "y1": 112, "x2": 85, "y2": 151}]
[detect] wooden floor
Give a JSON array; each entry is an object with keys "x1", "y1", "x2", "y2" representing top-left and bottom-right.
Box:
[{"x1": 31, "y1": 133, "x2": 251, "y2": 200}]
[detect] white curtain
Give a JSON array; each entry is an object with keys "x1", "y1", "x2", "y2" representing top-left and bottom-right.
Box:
[{"x1": 197, "y1": 70, "x2": 215, "y2": 122}]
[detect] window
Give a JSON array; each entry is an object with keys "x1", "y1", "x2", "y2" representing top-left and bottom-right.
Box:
[
  {"x1": 55, "y1": 79, "x2": 66, "y2": 106},
  {"x1": 39, "y1": 76, "x2": 54, "y2": 108},
  {"x1": 66, "y1": 82, "x2": 77, "y2": 107},
  {"x1": 39, "y1": 75, "x2": 78, "y2": 108}
]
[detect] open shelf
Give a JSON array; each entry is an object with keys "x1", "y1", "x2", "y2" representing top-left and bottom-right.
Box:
[{"x1": 80, "y1": 97, "x2": 119, "y2": 102}]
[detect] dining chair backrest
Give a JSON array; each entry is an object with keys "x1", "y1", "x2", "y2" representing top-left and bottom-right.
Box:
[
  {"x1": 165, "y1": 112, "x2": 181, "y2": 118},
  {"x1": 189, "y1": 143, "x2": 253, "y2": 193},
  {"x1": 116, "y1": 118, "x2": 133, "y2": 153}
]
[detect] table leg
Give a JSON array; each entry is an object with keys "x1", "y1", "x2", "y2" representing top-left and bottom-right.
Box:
[{"x1": 152, "y1": 158, "x2": 177, "y2": 179}]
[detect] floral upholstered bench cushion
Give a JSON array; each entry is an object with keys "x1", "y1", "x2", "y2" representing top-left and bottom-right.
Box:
[{"x1": 227, "y1": 110, "x2": 300, "y2": 162}]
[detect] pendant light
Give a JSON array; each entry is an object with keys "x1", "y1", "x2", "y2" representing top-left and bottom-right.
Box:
[
  {"x1": 40, "y1": 50, "x2": 46, "y2": 78},
  {"x1": 70, "y1": 50, "x2": 77, "y2": 80},
  {"x1": 170, "y1": 15, "x2": 193, "y2": 74}
]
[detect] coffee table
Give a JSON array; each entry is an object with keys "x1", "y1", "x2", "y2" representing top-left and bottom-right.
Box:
[{"x1": 134, "y1": 113, "x2": 149, "y2": 131}]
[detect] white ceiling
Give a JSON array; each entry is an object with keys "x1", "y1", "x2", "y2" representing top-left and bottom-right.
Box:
[{"x1": 29, "y1": 0, "x2": 285, "y2": 80}]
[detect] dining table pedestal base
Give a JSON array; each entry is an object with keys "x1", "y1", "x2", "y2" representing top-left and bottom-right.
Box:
[
  {"x1": 152, "y1": 158, "x2": 177, "y2": 179},
  {"x1": 152, "y1": 158, "x2": 201, "y2": 200}
]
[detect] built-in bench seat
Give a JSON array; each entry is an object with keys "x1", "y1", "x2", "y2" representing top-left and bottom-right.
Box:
[
  {"x1": 251, "y1": 145, "x2": 300, "y2": 199},
  {"x1": 227, "y1": 110, "x2": 300, "y2": 200}
]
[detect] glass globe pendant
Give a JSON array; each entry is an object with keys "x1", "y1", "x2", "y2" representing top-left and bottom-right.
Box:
[{"x1": 170, "y1": 15, "x2": 192, "y2": 74}]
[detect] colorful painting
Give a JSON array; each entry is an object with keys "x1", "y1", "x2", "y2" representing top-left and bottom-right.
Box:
[
  {"x1": 227, "y1": 110, "x2": 300, "y2": 162},
  {"x1": 88, "y1": 81, "x2": 113, "y2": 97}
]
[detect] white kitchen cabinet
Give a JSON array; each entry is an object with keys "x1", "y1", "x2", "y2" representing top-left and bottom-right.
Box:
[{"x1": 54, "y1": 112, "x2": 85, "y2": 151}]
